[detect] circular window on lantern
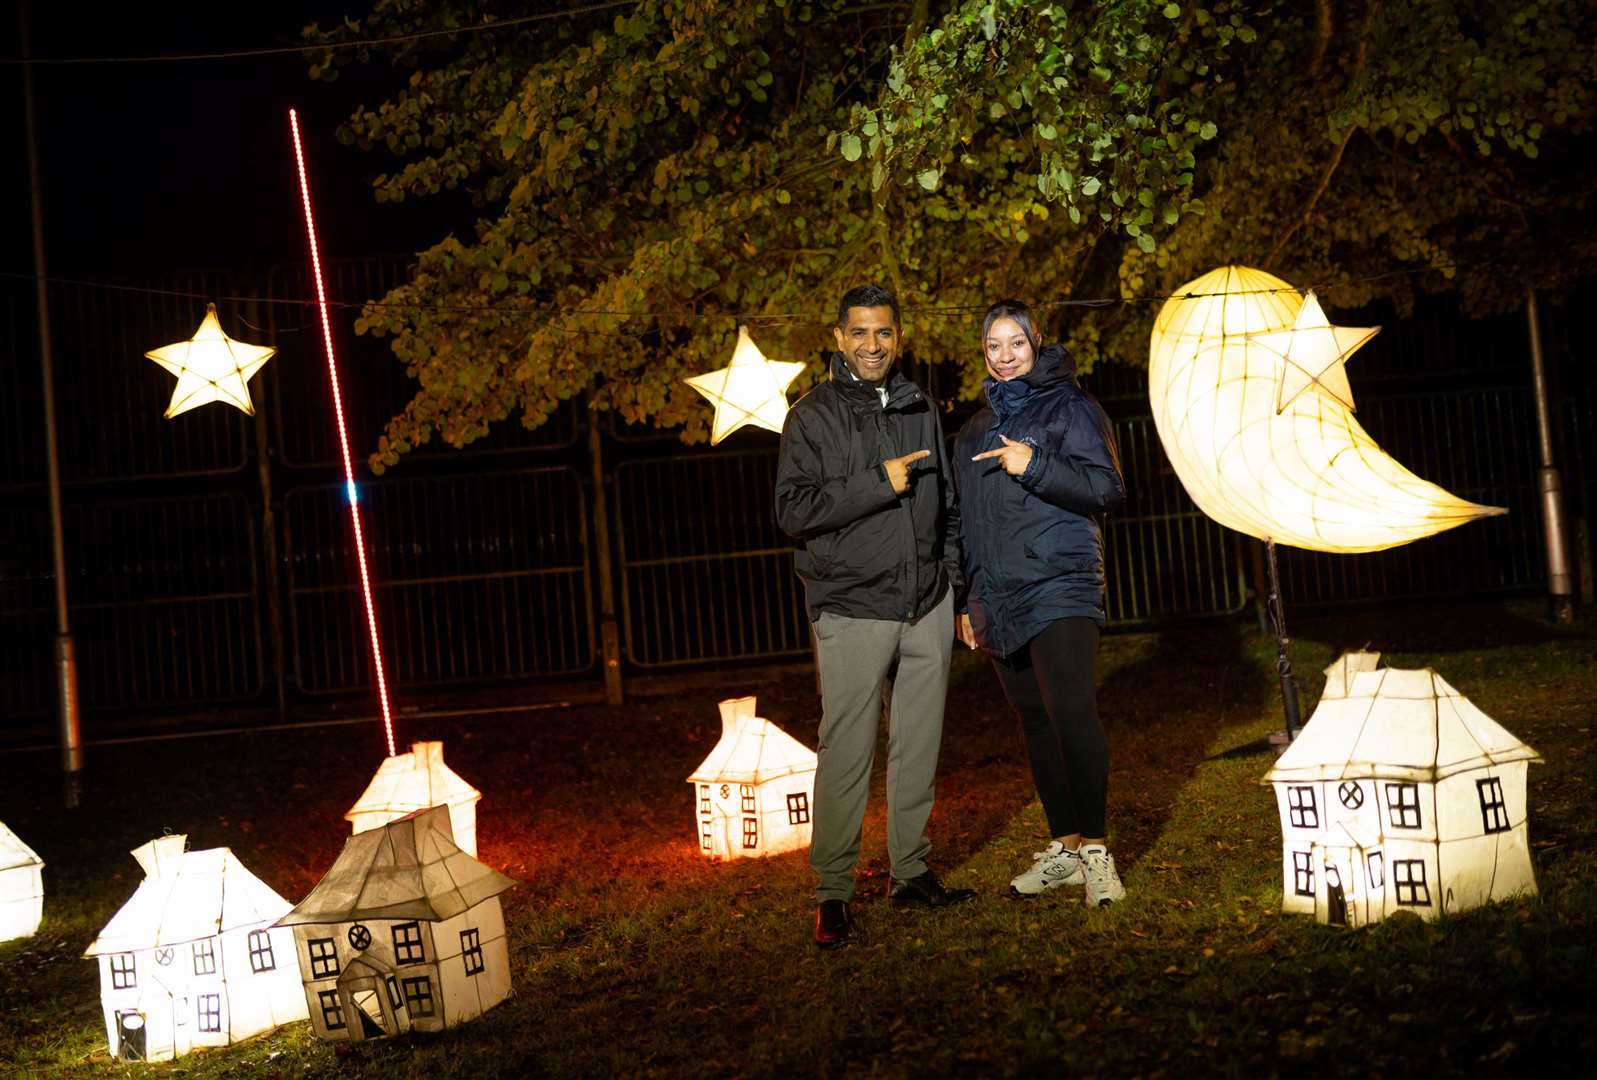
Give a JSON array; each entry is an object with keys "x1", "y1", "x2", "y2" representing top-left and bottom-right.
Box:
[
  {"x1": 154, "y1": 947, "x2": 174, "y2": 966},
  {"x1": 1338, "y1": 781, "x2": 1364, "y2": 809},
  {"x1": 719, "y1": 784, "x2": 730, "y2": 799},
  {"x1": 348, "y1": 923, "x2": 373, "y2": 951}
]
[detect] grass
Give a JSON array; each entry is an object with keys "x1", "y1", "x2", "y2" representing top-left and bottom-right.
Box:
[{"x1": 1, "y1": 598, "x2": 1593, "y2": 1077}]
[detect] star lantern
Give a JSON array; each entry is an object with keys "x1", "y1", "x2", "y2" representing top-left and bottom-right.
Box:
[
  {"x1": 145, "y1": 304, "x2": 276, "y2": 418},
  {"x1": 684, "y1": 326, "x2": 806, "y2": 444},
  {"x1": 1248, "y1": 289, "x2": 1378, "y2": 414}
]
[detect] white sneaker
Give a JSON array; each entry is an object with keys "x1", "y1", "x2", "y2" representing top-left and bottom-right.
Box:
[
  {"x1": 1079, "y1": 844, "x2": 1126, "y2": 907},
  {"x1": 1009, "y1": 840, "x2": 1085, "y2": 897}
]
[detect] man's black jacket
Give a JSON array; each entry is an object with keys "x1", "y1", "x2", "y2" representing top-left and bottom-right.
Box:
[{"x1": 775, "y1": 353, "x2": 961, "y2": 623}]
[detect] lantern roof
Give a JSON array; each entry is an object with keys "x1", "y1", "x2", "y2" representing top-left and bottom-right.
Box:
[
  {"x1": 0, "y1": 820, "x2": 43, "y2": 874},
  {"x1": 687, "y1": 696, "x2": 817, "y2": 785},
  {"x1": 276, "y1": 805, "x2": 514, "y2": 927},
  {"x1": 1264, "y1": 657, "x2": 1541, "y2": 785},
  {"x1": 345, "y1": 740, "x2": 482, "y2": 823},
  {"x1": 84, "y1": 835, "x2": 292, "y2": 956}
]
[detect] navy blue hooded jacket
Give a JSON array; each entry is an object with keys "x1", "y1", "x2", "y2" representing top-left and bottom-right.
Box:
[{"x1": 953, "y1": 344, "x2": 1125, "y2": 657}]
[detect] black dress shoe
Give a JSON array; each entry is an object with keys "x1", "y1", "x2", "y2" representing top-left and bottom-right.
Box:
[
  {"x1": 890, "y1": 870, "x2": 977, "y2": 908},
  {"x1": 814, "y1": 899, "x2": 852, "y2": 947}
]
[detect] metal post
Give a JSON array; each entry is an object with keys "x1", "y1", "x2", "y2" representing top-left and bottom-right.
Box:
[
  {"x1": 247, "y1": 293, "x2": 288, "y2": 720},
  {"x1": 586, "y1": 400, "x2": 623, "y2": 705},
  {"x1": 20, "y1": 0, "x2": 83, "y2": 807},
  {"x1": 1526, "y1": 287, "x2": 1575, "y2": 623},
  {"x1": 1265, "y1": 539, "x2": 1302, "y2": 747}
]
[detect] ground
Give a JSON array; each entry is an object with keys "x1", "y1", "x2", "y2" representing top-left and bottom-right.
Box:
[{"x1": 1, "y1": 599, "x2": 1593, "y2": 1078}]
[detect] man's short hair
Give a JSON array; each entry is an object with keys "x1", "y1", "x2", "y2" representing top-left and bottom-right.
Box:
[{"x1": 836, "y1": 284, "x2": 900, "y2": 329}]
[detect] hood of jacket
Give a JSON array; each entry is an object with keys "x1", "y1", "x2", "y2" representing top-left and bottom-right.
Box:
[
  {"x1": 984, "y1": 344, "x2": 1076, "y2": 422},
  {"x1": 829, "y1": 352, "x2": 922, "y2": 413}
]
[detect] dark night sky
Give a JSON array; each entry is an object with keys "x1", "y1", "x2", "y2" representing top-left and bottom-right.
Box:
[{"x1": 2, "y1": 2, "x2": 458, "y2": 281}]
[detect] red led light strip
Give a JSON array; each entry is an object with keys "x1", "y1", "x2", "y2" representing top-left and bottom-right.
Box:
[{"x1": 289, "y1": 109, "x2": 396, "y2": 758}]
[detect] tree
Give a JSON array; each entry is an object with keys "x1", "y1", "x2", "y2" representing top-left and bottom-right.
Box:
[{"x1": 307, "y1": 0, "x2": 1596, "y2": 469}]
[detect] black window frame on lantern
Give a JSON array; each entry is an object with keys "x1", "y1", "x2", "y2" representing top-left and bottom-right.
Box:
[
  {"x1": 247, "y1": 929, "x2": 276, "y2": 973},
  {"x1": 1367, "y1": 850, "x2": 1385, "y2": 889},
  {"x1": 307, "y1": 937, "x2": 340, "y2": 979},
  {"x1": 318, "y1": 989, "x2": 346, "y2": 1030},
  {"x1": 1392, "y1": 859, "x2": 1431, "y2": 906},
  {"x1": 460, "y1": 928, "x2": 485, "y2": 976},
  {"x1": 191, "y1": 937, "x2": 217, "y2": 977},
  {"x1": 393, "y1": 922, "x2": 426, "y2": 965},
  {"x1": 197, "y1": 993, "x2": 222, "y2": 1033},
  {"x1": 786, "y1": 791, "x2": 810, "y2": 825},
  {"x1": 740, "y1": 785, "x2": 757, "y2": 814},
  {"x1": 402, "y1": 976, "x2": 436, "y2": 1018},
  {"x1": 699, "y1": 823, "x2": 713, "y2": 852},
  {"x1": 698, "y1": 784, "x2": 711, "y2": 817},
  {"x1": 1337, "y1": 780, "x2": 1365, "y2": 810},
  {"x1": 1291, "y1": 851, "x2": 1314, "y2": 897},
  {"x1": 386, "y1": 975, "x2": 402, "y2": 1010},
  {"x1": 1477, "y1": 777, "x2": 1510, "y2": 834},
  {"x1": 110, "y1": 952, "x2": 137, "y2": 990},
  {"x1": 1385, "y1": 783, "x2": 1423, "y2": 830},
  {"x1": 741, "y1": 816, "x2": 759, "y2": 849},
  {"x1": 1287, "y1": 786, "x2": 1319, "y2": 829}
]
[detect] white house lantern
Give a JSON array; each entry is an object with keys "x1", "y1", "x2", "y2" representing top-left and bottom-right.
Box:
[
  {"x1": 145, "y1": 304, "x2": 276, "y2": 418},
  {"x1": 1148, "y1": 266, "x2": 1504, "y2": 552},
  {"x1": 276, "y1": 805, "x2": 515, "y2": 1042},
  {"x1": 346, "y1": 741, "x2": 482, "y2": 857},
  {"x1": 82, "y1": 835, "x2": 308, "y2": 1062},
  {"x1": 687, "y1": 696, "x2": 818, "y2": 859},
  {"x1": 683, "y1": 325, "x2": 806, "y2": 445},
  {"x1": 1263, "y1": 652, "x2": 1543, "y2": 926},
  {"x1": 0, "y1": 820, "x2": 44, "y2": 943}
]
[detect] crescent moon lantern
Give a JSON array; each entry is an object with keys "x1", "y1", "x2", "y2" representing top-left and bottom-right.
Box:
[{"x1": 1148, "y1": 266, "x2": 1506, "y2": 553}]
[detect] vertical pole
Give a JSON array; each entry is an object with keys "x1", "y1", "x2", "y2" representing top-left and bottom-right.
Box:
[
  {"x1": 1265, "y1": 539, "x2": 1301, "y2": 746},
  {"x1": 587, "y1": 399, "x2": 623, "y2": 705},
  {"x1": 20, "y1": 0, "x2": 82, "y2": 807},
  {"x1": 247, "y1": 293, "x2": 288, "y2": 721},
  {"x1": 1526, "y1": 287, "x2": 1575, "y2": 623}
]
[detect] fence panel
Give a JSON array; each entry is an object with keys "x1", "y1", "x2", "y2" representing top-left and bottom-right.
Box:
[
  {"x1": 614, "y1": 450, "x2": 811, "y2": 667},
  {"x1": 282, "y1": 467, "x2": 593, "y2": 692}
]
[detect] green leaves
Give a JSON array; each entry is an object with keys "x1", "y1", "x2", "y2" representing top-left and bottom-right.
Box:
[{"x1": 840, "y1": 132, "x2": 863, "y2": 161}]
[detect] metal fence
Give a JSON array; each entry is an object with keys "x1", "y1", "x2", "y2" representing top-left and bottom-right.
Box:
[{"x1": 2, "y1": 264, "x2": 1590, "y2": 724}]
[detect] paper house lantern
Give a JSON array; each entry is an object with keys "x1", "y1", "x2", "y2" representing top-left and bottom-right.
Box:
[
  {"x1": 1148, "y1": 266, "x2": 1504, "y2": 552},
  {"x1": 346, "y1": 741, "x2": 482, "y2": 857},
  {"x1": 82, "y1": 835, "x2": 308, "y2": 1062},
  {"x1": 0, "y1": 820, "x2": 44, "y2": 943},
  {"x1": 275, "y1": 805, "x2": 516, "y2": 1042},
  {"x1": 145, "y1": 304, "x2": 276, "y2": 418},
  {"x1": 683, "y1": 326, "x2": 807, "y2": 445},
  {"x1": 687, "y1": 696, "x2": 818, "y2": 859},
  {"x1": 1263, "y1": 652, "x2": 1543, "y2": 926}
]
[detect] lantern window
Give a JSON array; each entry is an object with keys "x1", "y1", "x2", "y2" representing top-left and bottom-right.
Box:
[
  {"x1": 699, "y1": 784, "x2": 712, "y2": 817},
  {"x1": 308, "y1": 937, "x2": 340, "y2": 979},
  {"x1": 197, "y1": 993, "x2": 221, "y2": 1033},
  {"x1": 1384, "y1": 783, "x2": 1422, "y2": 830},
  {"x1": 318, "y1": 989, "x2": 345, "y2": 1030},
  {"x1": 402, "y1": 976, "x2": 436, "y2": 1018},
  {"x1": 741, "y1": 817, "x2": 759, "y2": 849},
  {"x1": 1291, "y1": 851, "x2": 1314, "y2": 897},
  {"x1": 1366, "y1": 850, "x2": 1384, "y2": 889},
  {"x1": 247, "y1": 929, "x2": 275, "y2": 973},
  {"x1": 700, "y1": 823, "x2": 714, "y2": 852},
  {"x1": 110, "y1": 952, "x2": 137, "y2": 990},
  {"x1": 1477, "y1": 778, "x2": 1510, "y2": 834},
  {"x1": 192, "y1": 938, "x2": 217, "y2": 976},
  {"x1": 740, "y1": 785, "x2": 757, "y2": 814},
  {"x1": 461, "y1": 928, "x2": 485, "y2": 976},
  {"x1": 1337, "y1": 780, "x2": 1364, "y2": 809},
  {"x1": 1287, "y1": 786, "x2": 1318, "y2": 829},
  {"x1": 1393, "y1": 859, "x2": 1430, "y2": 906},
  {"x1": 386, "y1": 975, "x2": 401, "y2": 1010},
  {"x1": 154, "y1": 946, "x2": 175, "y2": 967},
  {"x1": 393, "y1": 922, "x2": 425, "y2": 965},
  {"x1": 787, "y1": 792, "x2": 810, "y2": 825}
]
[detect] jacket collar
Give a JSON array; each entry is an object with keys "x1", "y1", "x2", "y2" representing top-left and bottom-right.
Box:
[
  {"x1": 828, "y1": 352, "x2": 921, "y2": 412},
  {"x1": 984, "y1": 343, "x2": 1074, "y2": 421}
]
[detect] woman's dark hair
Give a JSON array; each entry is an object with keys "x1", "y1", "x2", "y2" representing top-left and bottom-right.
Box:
[{"x1": 981, "y1": 299, "x2": 1041, "y2": 355}]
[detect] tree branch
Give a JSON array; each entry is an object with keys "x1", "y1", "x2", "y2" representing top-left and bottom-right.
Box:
[{"x1": 1265, "y1": 126, "x2": 1355, "y2": 269}]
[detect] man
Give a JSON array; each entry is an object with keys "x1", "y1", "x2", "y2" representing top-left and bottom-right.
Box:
[{"x1": 775, "y1": 283, "x2": 974, "y2": 949}]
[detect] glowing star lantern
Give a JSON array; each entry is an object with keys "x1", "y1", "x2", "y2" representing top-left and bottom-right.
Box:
[
  {"x1": 684, "y1": 326, "x2": 806, "y2": 445},
  {"x1": 1148, "y1": 266, "x2": 1505, "y2": 552},
  {"x1": 1263, "y1": 652, "x2": 1542, "y2": 927},
  {"x1": 83, "y1": 835, "x2": 308, "y2": 1062},
  {"x1": 276, "y1": 806, "x2": 516, "y2": 1042},
  {"x1": 346, "y1": 741, "x2": 482, "y2": 857},
  {"x1": 687, "y1": 696, "x2": 818, "y2": 859},
  {"x1": 0, "y1": 820, "x2": 44, "y2": 942},
  {"x1": 145, "y1": 304, "x2": 276, "y2": 418}
]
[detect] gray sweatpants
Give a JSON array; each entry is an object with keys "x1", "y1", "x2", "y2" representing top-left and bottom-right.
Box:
[{"x1": 810, "y1": 590, "x2": 955, "y2": 902}]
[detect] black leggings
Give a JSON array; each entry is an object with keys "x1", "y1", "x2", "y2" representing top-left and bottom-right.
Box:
[{"x1": 990, "y1": 617, "x2": 1107, "y2": 840}]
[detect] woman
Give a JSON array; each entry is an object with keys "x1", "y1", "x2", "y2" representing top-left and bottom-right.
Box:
[{"x1": 954, "y1": 299, "x2": 1128, "y2": 905}]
